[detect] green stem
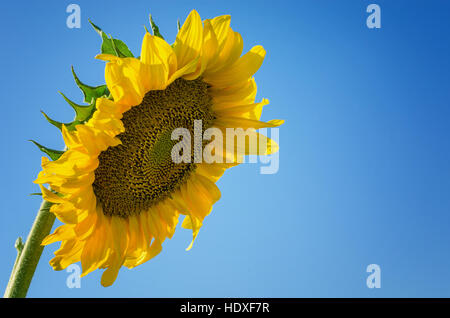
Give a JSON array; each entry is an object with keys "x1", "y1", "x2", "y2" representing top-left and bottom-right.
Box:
[
  {"x1": 3, "y1": 200, "x2": 55, "y2": 298},
  {"x1": 5, "y1": 237, "x2": 25, "y2": 291}
]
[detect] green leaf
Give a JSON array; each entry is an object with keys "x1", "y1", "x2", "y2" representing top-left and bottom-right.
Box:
[
  {"x1": 71, "y1": 66, "x2": 109, "y2": 104},
  {"x1": 149, "y1": 14, "x2": 164, "y2": 39},
  {"x1": 59, "y1": 91, "x2": 95, "y2": 123},
  {"x1": 29, "y1": 140, "x2": 64, "y2": 161},
  {"x1": 89, "y1": 19, "x2": 134, "y2": 57}
]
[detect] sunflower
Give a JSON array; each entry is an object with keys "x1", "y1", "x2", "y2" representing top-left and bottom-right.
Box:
[{"x1": 34, "y1": 10, "x2": 283, "y2": 286}]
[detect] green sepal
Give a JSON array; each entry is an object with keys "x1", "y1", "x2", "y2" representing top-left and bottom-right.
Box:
[
  {"x1": 41, "y1": 110, "x2": 87, "y2": 132},
  {"x1": 149, "y1": 14, "x2": 164, "y2": 39},
  {"x1": 29, "y1": 140, "x2": 64, "y2": 161},
  {"x1": 40, "y1": 111, "x2": 64, "y2": 130},
  {"x1": 29, "y1": 193, "x2": 42, "y2": 196},
  {"x1": 177, "y1": 19, "x2": 181, "y2": 32},
  {"x1": 59, "y1": 91, "x2": 96, "y2": 123},
  {"x1": 71, "y1": 66, "x2": 109, "y2": 104},
  {"x1": 43, "y1": 69, "x2": 107, "y2": 132},
  {"x1": 89, "y1": 19, "x2": 134, "y2": 58}
]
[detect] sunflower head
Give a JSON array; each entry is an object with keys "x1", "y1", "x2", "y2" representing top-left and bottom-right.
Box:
[{"x1": 34, "y1": 10, "x2": 283, "y2": 286}]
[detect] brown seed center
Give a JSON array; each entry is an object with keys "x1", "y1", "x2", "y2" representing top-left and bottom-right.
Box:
[{"x1": 92, "y1": 78, "x2": 214, "y2": 217}]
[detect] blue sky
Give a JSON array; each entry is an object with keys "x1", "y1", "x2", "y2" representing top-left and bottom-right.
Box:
[{"x1": 1, "y1": 0, "x2": 450, "y2": 297}]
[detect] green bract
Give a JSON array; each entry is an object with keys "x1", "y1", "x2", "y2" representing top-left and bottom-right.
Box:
[{"x1": 33, "y1": 21, "x2": 135, "y2": 161}]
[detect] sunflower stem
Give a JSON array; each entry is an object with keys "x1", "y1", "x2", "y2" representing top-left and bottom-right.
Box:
[{"x1": 3, "y1": 200, "x2": 55, "y2": 298}]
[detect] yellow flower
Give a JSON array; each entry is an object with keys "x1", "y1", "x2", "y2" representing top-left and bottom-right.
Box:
[{"x1": 35, "y1": 10, "x2": 283, "y2": 286}]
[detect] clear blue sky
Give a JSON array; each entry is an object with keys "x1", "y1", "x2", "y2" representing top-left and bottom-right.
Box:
[{"x1": 1, "y1": 0, "x2": 450, "y2": 297}]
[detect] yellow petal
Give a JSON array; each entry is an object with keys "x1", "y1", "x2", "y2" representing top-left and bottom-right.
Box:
[
  {"x1": 101, "y1": 217, "x2": 129, "y2": 287},
  {"x1": 167, "y1": 56, "x2": 200, "y2": 85},
  {"x1": 213, "y1": 98, "x2": 269, "y2": 121},
  {"x1": 210, "y1": 78, "x2": 257, "y2": 108},
  {"x1": 61, "y1": 125, "x2": 80, "y2": 149},
  {"x1": 50, "y1": 202, "x2": 80, "y2": 224},
  {"x1": 181, "y1": 215, "x2": 203, "y2": 251},
  {"x1": 156, "y1": 202, "x2": 179, "y2": 238},
  {"x1": 184, "y1": 19, "x2": 218, "y2": 80},
  {"x1": 141, "y1": 33, "x2": 177, "y2": 79},
  {"x1": 209, "y1": 15, "x2": 231, "y2": 50},
  {"x1": 39, "y1": 184, "x2": 66, "y2": 204},
  {"x1": 100, "y1": 57, "x2": 146, "y2": 106},
  {"x1": 202, "y1": 19, "x2": 219, "y2": 65},
  {"x1": 50, "y1": 240, "x2": 84, "y2": 271},
  {"x1": 215, "y1": 117, "x2": 284, "y2": 129},
  {"x1": 146, "y1": 208, "x2": 164, "y2": 240},
  {"x1": 74, "y1": 210, "x2": 97, "y2": 241},
  {"x1": 204, "y1": 30, "x2": 243, "y2": 75},
  {"x1": 194, "y1": 174, "x2": 221, "y2": 203},
  {"x1": 212, "y1": 128, "x2": 280, "y2": 162},
  {"x1": 195, "y1": 163, "x2": 236, "y2": 182},
  {"x1": 100, "y1": 258, "x2": 122, "y2": 287},
  {"x1": 184, "y1": 179, "x2": 213, "y2": 219},
  {"x1": 42, "y1": 225, "x2": 75, "y2": 245},
  {"x1": 173, "y1": 10, "x2": 203, "y2": 72},
  {"x1": 111, "y1": 216, "x2": 129, "y2": 259},
  {"x1": 135, "y1": 239, "x2": 162, "y2": 266},
  {"x1": 81, "y1": 213, "x2": 111, "y2": 276},
  {"x1": 204, "y1": 45, "x2": 265, "y2": 87}
]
